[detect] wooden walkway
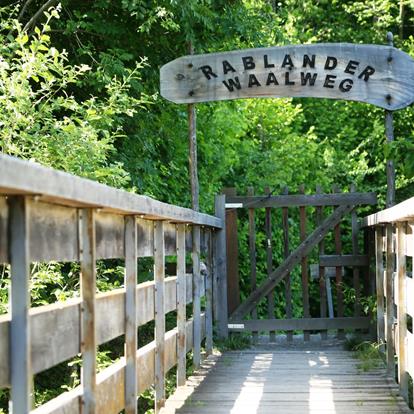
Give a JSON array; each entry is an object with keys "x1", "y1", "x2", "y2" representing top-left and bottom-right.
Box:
[{"x1": 162, "y1": 341, "x2": 412, "y2": 414}]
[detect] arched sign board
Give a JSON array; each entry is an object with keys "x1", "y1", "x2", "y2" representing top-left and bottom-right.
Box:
[{"x1": 160, "y1": 43, "x2": 414, "y2": 110}]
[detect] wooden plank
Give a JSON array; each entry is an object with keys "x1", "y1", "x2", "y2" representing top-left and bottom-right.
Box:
[
  {"x1": 264, "y1": 187, "x2": 275, "y2": 341},
  {"x1": 351, "y1": 185, "x2": 361, "y2": 317},
  {"x1": 154, "y1": 221, "x2": 165, "y2": 413},
  {"x1": 80, "y1": 208, "x2": 97, "y2": 414},
  {"x1": 396, "y1": 223, "x2": 408, "y2": 402},
  {"x1": 333, "y1": 187, "x2": 344, "y2": 339},
  {"x1": 319, "y1": 254, "x2": 369, "y2": 267},
  {"x1": 176, "y1": 224, "x2": 186, "y2": 387},
  {"x1": 375, "y1": 227, "x2": 385, "y2": 349},
  {"x1": 0, "y1": 197, "x2": 7, "y2": 263},
  {"x1": 192, "y1": 225, "x2": 201, "y2": 369},
  {"x1": 228, "y1": 317, "x2": 371, "y2": 332},
  {"x1": 160, "y1": 44, "x2": 414, "y2": 110},
  {"x1": 226, "y1": 192, "x2": 377, "y2": 208},
  {"x1": 214, "y1": 195, "x2": 229, "y2": 339},
  {"x1": 0, "y1": 274, "x2": 203, "y2": 388},
  {"x1": 316, "y1": 186, "x2": 327, "y2": 340},
  {"x1": 406, "y1": 276, "x2": 414, "y2": 318},
  {"x1": 124, "y1": 216, "x2": 138, "y2": 414},
  {"x1": 282, "y1": 187, "x2": 292, "y2": 342},
  {"x1": 363, "y1": 196, "x2": 414, "y2": 227},
  {"x1": 385, "y1": 223, "x2": 395, "y2": 374},
  {"x1": 223, "y1": 188, "x2": 240, "y2": 314},
  {"x1": 205, "y1": 229, "x2": 214, "y2": 355},
  {"x1": 0, "y1": 155, "x2": 222, "y2": 228},
  {"x1": 9, "y1": 196, "x2": 32, "y2": 412},
  {"x1": 248, "y1": 187, "x2": 258, "y2": 342},
  {"x1": 407, "y1": 331, "x2": 414, "y2": 379},
  {"x1": 231, "y1": 204, "x2": 355, "y2": 320},
  {"x1": 299, "y1": 185, "x2": 310, "y2": 341}
]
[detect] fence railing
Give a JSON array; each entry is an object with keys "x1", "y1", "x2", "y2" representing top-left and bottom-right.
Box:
[
  {"x1": 363, "y1": 198, "x2": 414, "y2": 405},
  {"x1": 0, "y1": 155, "x2": 227, "y2": 414}
]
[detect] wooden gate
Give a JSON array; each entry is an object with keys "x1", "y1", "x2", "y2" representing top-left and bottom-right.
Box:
[{"x1": 223, "y1": 186, "x2": 377, "y2": 340}]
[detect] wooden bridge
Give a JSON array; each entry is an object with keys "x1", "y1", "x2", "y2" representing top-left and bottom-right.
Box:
[{"x1": 0, "y1": 154, "x2": 413, "y2": 413}]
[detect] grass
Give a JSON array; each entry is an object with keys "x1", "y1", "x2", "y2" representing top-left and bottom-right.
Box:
[
  {"x1": 345, "y1": 335, "x2": 384, "y2": 372},
  {"x1": 214, "y1": 333, "x2": 252, "y2": 352}
]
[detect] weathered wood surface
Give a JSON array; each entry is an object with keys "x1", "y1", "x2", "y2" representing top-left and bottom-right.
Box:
[
  {"x1": 363, "y1": 195, "x2": 414, "y2": 226},
  {"x1": 375, "y1": 228, "x2": 385, "y2": 350},
  {"x1": 0, "y1": 199, "x2": 212, "y2": 264},
  {"x1": 319, "y1": 254, "x2": 369, "y2": 267},
  {"x1": 282, "y1": 187, "x2": 292, "y2": 342},
  {"x1": 161, "y1": 347, "x2": 411, "y2": 414},
  {"x1": 226, "y1": 192, "x2": 376, "y2": 208},
  {"x1": 228, "y1": 317, "x2": 371, "y2": 331},
  {"x1": 385, "y1": 224, "x2": 395, "y2": 374},
  {"x1": 161, "y1": 44, "x2": 414, "y2": 110},
  {"x1": 223, "y1": 188, "x2": 240, "y2": 314},
  {"x1": 0, "y1": 274, "x2": 204, "y2": 388},
  {"x1": 31, "y1": 315, "x2": 206, "y2": 414},
  {"x1": 0, "y1": 155, "x2": 221, "y2": 228},
  {"x1": 231, "y1": 204, "x2": 355, "y2": 320}
]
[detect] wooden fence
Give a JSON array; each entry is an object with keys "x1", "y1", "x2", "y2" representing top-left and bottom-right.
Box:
[
  {"x1": 225, "y1": 186, "x2": 377, "y2": 339},
  {"x1": 363, "y1": 197, "x2": 414, "y2": 406},
  {"x1": 0, "y1": 155, "x2": 227, "y2": 414}
]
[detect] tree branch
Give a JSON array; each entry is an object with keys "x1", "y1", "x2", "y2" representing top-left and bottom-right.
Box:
[
  {"x1": 18, "y1": 0, "x2": 36, "y2": 22},
  {"x1": 23, "y1": 0, "x2": 58, "y2": 32}
]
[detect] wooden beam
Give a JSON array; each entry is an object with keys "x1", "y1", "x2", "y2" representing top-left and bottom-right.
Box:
[
  {"x1": 0, "y1": 155, "x2": 222, "y2": 228},
  {"x1": 228, "y1": 317, "x2": 371, "y2": 332},
  {"x1": 124, "y1": 216, "x2": 138, "y2": 414},
  {"x1": 214, "y1": 195, "x2": 228, "y2": 339},
  {"x1": 319, "y1": 255, "x2": 369, "y2": 267},
  {"x1": 9, "y1": 196, "x2": 32, "y2": 413},
  {"x1": 223, "y1": 188, "x2": 240, "y2": 314},
  {"x1": 176, "y1": 224, "x2": 186, "y2": 387},
  {"x1": 231, "y1": 204, "x2": 355, "y2": 320},
  {"x1": 248, "y1": 187, "x2": 258, "y2": 342},
  {"x1": 282, "y1": 187, "x2": 292, "y2": 342},
  {"x1": 154, "y1": 221, "x2": 165, "y2": 413},
  {"x1": 192, "y1": 225, "x2": 201, "y2": 369},
  {"x1": 80, "y1": 208, "x2": 97, "y2": 414},
  {"x1": 351, "y1": 184, "x2": 361, "y2": 317},
  {"x1": 205, "y1": 229, "x2": 214, "y2": 355},
  {"x1": 375, "y1": 227, "x2": 385, "y2": 349},
  {"x1": 396, "y1": 223, "x2": 409, "y2": 402},
  {"x1": 385, "y1": 223, "x2": 395, "y2": 374},
  {"x1": 225, "y1": 192, "x2": 377, "y2": 208}
]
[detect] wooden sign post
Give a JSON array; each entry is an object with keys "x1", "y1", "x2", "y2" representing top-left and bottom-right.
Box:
[{"x1": 161, "y1": 43, "x2": 414, "y2": 110}]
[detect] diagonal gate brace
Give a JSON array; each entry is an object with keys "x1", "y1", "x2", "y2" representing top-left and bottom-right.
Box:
[{"x1": 230, "y1": 204, "x2": 355, "y2": 320}]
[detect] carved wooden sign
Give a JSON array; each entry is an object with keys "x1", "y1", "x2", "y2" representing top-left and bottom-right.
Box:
[{"x1": 160, "y1": 44, "x2": 414, "y2": 110}]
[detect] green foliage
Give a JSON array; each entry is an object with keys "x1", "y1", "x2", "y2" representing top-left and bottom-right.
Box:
[
  {"x1": 214, "y1": 333, "x2": 251, "y2": 351},
  {"x1": 350, "y1": 339, "x2": 384, "y2": 372}
]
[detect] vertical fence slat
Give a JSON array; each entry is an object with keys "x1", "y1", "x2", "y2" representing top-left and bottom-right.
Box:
[
  {"x1": 248, "y1": 187, "x2": 258, "y2": 342},
  {"x1": 282, "y1": 187, "x2": 293, "y2": 342},
  {"x1": 333, "y1": 186, "x2": 344, "y2": 339},
  {"x1": 176, "y1": 224, "x2": 187, "y2": 387},
  {"x1": 264, "y1": 186, "x2": 275, "y2": 342},
  {"x1": 214, "y1": 195, "x2": 229, "y2": 339},
  {"x1": 205, "y1": 229, "x2": 214, "y2": 355},
  {"x1": 9, "y1": 196, "x2": 31, "y2": 413},
  {"x1": 80, "y1": 208, "x2": 97, "y2": 414},
  {"x1": 351, "y1": 184, "x2": 361, "y2": 317},
  {"x1": 385, "y1": 223, "x2": 395, "y2": 374},
  {"x1": 299, "y1": 185, "x2": 310, "y2": 341},
  {"x1": 375, "y1": 226, "x2": 385, "y2": 350},
  {"x1": 315, "y1": 186, "x2": 327, "y2": 340},
  {"x1": 154, "y1": 221, "x2": 165, "y2": 413},
  {"x1": 192, "y1": 225, "x2": 201, "y2": 369},
  {"x1": 223, "y1": 188, "x2": 240, "y2": 314},
  {"x1": 125, "y1": 216, "x2": 138, "y2": 414},
  {"x1": 396, "y1": 222, "x2": 408, "y2": 401}
]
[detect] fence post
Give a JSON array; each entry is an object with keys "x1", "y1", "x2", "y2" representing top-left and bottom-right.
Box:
[
  {"x1": 214, "y1": 195, "x2": 229, "y2": 339},
  {"x1": 192, "y1": 225, "x2": 201, "y2": 369},
  {"x1": 80, "y1": 208, "x2": 97, "y2": 414},
  {"x1": 124, "y1": 216, "x2": 138, "y2": 414},
  {"x1": 176, "y1": 224, "x2": 187, "y2": 386},
  {"x1": 385, "y1": 223, "x2": 395, "y2": 374},
  {"x1": 375, "y1": 227, "x2": 385, "y2": 350},
  {"x1": 9, "y1": 196, "x2": 32, "y2": 414},
  {"x1": 396, "y1": 222, "x2": 408, "y2": 401},
  {"x1": 154, "y1": 221, "x2": 165, "y2": 413},
  {"x1": 205, "y1": 229, "x2": 214, "y2": 355}
]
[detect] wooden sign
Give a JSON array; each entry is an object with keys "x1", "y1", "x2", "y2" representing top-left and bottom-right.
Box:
[{"x1": 160, "y1": 44, "x2": 414, "y2": 110}]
